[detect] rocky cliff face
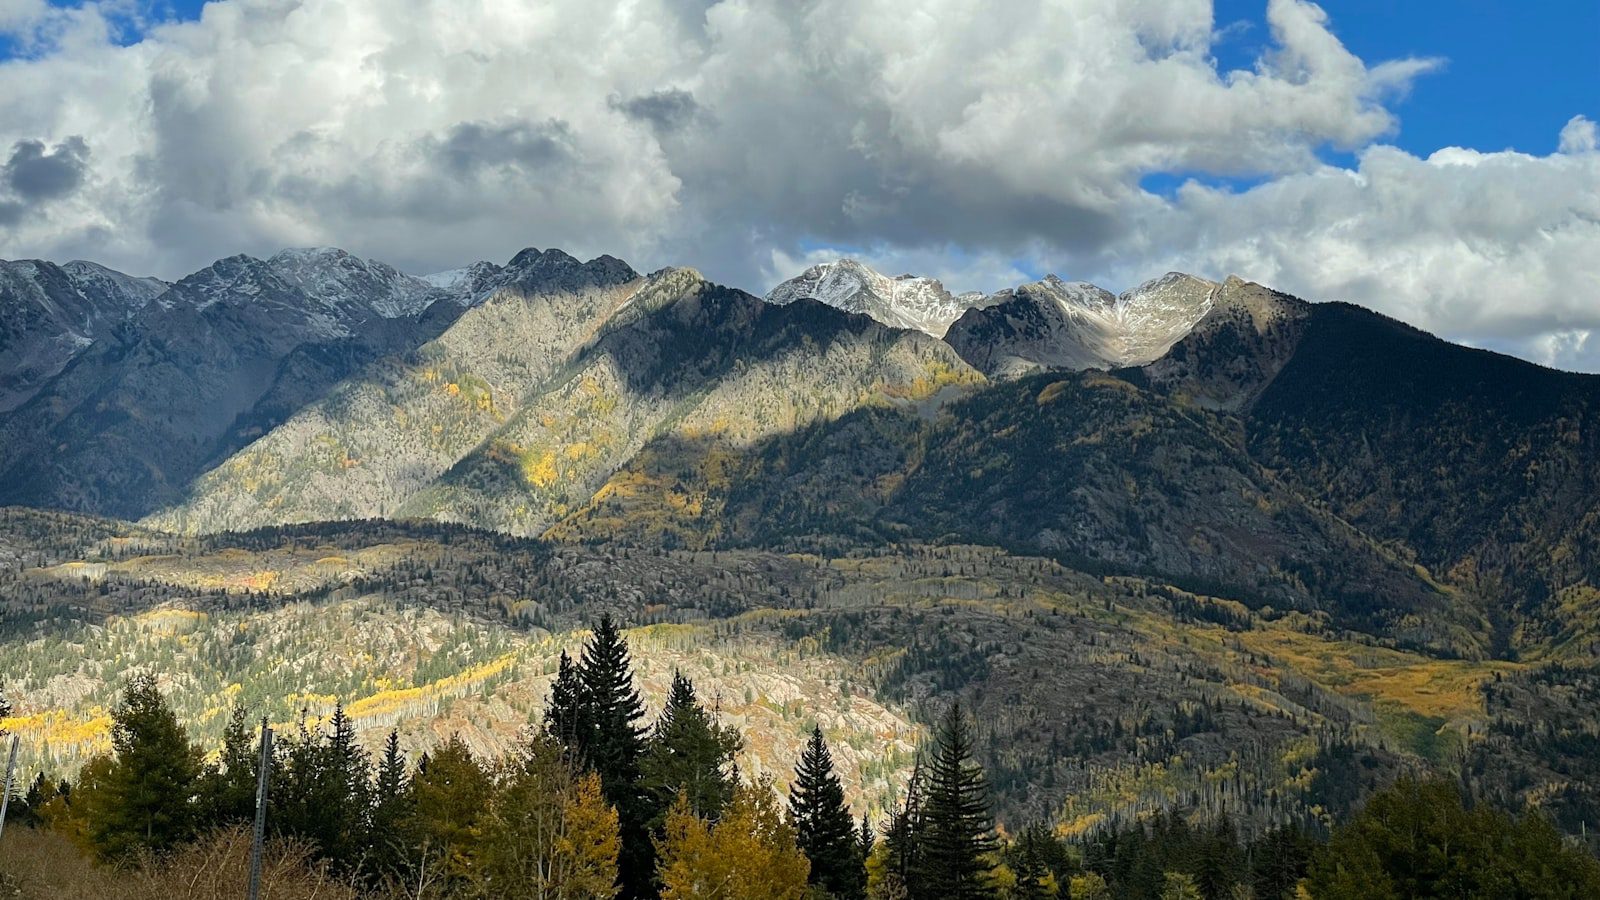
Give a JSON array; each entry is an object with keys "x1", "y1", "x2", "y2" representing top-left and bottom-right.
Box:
[
  {"x1": 944, "y1": 272, "x2": 1217, "y2": 377},
  {"x1": 0, "y1": 259, "x2": 168, "y2": 412}
]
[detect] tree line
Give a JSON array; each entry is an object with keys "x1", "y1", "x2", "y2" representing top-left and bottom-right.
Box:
[{"x1": 5, "y1": 619, "x2": 1600, "y2": 899}]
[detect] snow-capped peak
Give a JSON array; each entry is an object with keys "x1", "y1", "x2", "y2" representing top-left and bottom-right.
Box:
[
  {"x1": 1112, "y1": 272, "x2": 1218, "y2": 365},
  {"x1": 943, "y1": 270, "x2": 1219, "y2": 378},
  {"x1": 765, "y1": 259, "x2": 981, "y2": 337},
  {"x1": 421, "y1": 267, "x2": 473, "y2": 291},
  {"x1": 266, "y1": 247, "x2": 440, "y2": 318}
]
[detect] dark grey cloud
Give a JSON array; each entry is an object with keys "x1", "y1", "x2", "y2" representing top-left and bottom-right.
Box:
[
  {"x1": 433, "y1": 120, "x2": 573, "y2": 178},
  {"x1": 612, "y1": 89, "x2": 700, "y2": 133},
  {"x1": 3, "y1": 136, "x2": 90, "y2": 202}
]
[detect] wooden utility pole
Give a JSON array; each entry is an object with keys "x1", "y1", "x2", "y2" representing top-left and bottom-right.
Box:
[{"x1": 247, "y1": 719, "x2": 273, "y2": 900}]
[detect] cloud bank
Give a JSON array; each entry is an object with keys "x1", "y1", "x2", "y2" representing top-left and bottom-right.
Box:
[{"x1": 0, "y1": 0, "x2": 1595, "y2": 369}]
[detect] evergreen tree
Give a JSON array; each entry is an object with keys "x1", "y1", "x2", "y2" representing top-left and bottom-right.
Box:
[
  {"x1": 406, "y1": 733, "x2": 490, "y2": 884},
  {"x1": 909, "y1": 701, "x2": 996, "y2": 900},
  {"x1": 200, "y1": 705, "x2": 260, "y2": 826},
  {"x1": 1308, "y1": 777, "x2": 1600, "y2": 899},
  {"x1": 642, "y1": 672, "x2": 741, "y2": 823},
  {"x1": 789, "y1": 725, "x2": 865, "y2": 899},
  {"x1": 89, "y1": 674, "x2": 204, "y2": 860},
  {"x1": 858, "y1": 813, "x2": 876, "y2": 885},
  {"x1": 1005, "y1": 823, "x2": 1066, "y2": 900},
  {"x1": 561, "y1": 615, "x2": 652, "y2": 898},
  {"x1": 545, "y1": 650, "x2": 586, "y2": 748},
  {"x1": 573, "y1": 615, "x2": 649, "y2": 791},
  {"x1": 367, "y1": 729, "x2": 415, "y2": 882},
  {"x1": 1250, "y1": 824, "x2": 1313, "y2": 900},
  {"x1": 273, "y1": 704, "x2": 373, "y2": 870},
  {"x1": 1193, "y1": 814, "x2": 1243, "y2": 899}
]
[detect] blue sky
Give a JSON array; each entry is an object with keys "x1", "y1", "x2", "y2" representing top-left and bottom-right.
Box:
[
  {"x1": 1215, "y1": 0, "x2": 1597, "y2": 157},
  {"x1": 1136, "y1": 1, "x2": 1598, "y2": 196}
]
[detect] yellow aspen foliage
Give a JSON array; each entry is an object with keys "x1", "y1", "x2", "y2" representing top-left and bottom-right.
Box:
[
  {"x1": 1069, "y1": 873, "x2": 1112, "y2": 900},
  {"x1": 655, "y1": 779, "x2": 810, "y2": 900},
  {"x1": 471, "y1": 738, "x2": 620, "y2": 900}
]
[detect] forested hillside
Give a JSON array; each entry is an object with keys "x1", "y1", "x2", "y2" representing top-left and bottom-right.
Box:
[{"x1": 8, "y1": 620, "x2": 1600, "y2": 899}]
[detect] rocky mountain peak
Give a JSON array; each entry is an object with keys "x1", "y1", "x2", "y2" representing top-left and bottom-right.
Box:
[
  {"x1": 765, "y1": 258, "x2": 980, "y2": 337},
  {"x1": 266, "y1": 247, "x2": 441, "y2": 318},
  {"x1": 0, "y1": 257, "x2": 175, "y2": 411},
  {"x1": 942, "y1": 270, "x2": 1218, "y2": 377},
  {"x1": 1112, "y1": 272, "x2": 1218, "y2": 365}
]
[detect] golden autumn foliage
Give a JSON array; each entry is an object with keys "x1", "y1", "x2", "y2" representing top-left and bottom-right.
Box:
[
  {"x1": 470, "y1": 737, "x2": 621, "y2": 900},
  {"x1": 655, "y1": 779, "x2": 810, "y2": 900}
]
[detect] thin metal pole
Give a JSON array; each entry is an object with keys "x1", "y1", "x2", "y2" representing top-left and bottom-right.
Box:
[
  {"x1": 247, "y1": 719, "x2": 272, "y2": 900},
  {"x1": 0, "y1": 734, "x2": 18, "y2": 845}
]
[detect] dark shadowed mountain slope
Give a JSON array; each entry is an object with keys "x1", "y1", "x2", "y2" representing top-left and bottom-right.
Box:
[
  {"x1": 0, "y1": 250, "x2": 467, "y2": 517},
  {"x1": 0, "y1": 259, "x2": 168, "y2": 413},
  {"x1": 555, "y1": 369, "x2": 1481, "y2": 656},
  {"x1": 1239, "y1": 303, "x2": 1600, "y2": 657}
]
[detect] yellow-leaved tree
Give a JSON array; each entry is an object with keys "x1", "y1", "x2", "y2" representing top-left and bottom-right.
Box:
[
  {"x1": 656, "y1": 778, "x2": 810, "y2": 900},
  {"x1": 471, "y1": 734, "x2": 621, "y2": 899}
]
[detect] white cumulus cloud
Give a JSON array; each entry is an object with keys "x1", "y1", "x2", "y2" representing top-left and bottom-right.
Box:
[{"x1": 0, "y1": 0, "x2": 1595, "y2": 369}]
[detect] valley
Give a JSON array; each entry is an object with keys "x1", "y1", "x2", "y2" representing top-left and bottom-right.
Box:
[{"x1": 2, "y1": 244, "x2": 1598, "y2": 862}]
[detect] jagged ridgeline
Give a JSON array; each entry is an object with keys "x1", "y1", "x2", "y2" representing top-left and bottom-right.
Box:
[{"x1": 1, "y1": 247, "x2": 1599, "y2": 851}]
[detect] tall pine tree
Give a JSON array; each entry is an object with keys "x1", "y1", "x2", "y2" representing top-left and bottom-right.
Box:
[
  {"x1": 545, "y1": 650, "x2": 585, "y2": 748},
  {"x1": 643, "y1": 672, "x2": 742, "y2": 823},
  {"x1": 273, "y1": 703, "x2": 373, "y2": 871},
  {"x1": 909, "y1": 701, "x2": 997, "y2": 899},
  {"x1": 789, "y1": 725, "x2": 865, "y2": 899},
  {"x1": 405, "y1": 733, "x2": 489, "y2": 885},
  {"x1": 90, "y1": 674, "x2": 204, "y2": 860},
  {"x1": 200, "y1": 705, "x2": 259, "y2": 825},
  {"x1": 553, "y1": 615, "x2": 652, "y2": 898},
  {"x1": 367, "y1": 729, "x2": 415, "y2": 882}
]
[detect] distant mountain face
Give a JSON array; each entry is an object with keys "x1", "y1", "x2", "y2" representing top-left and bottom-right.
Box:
[
  {"x1": 0, "y1": 259, "x2": 168, "y2": 412},
  {"x1": 154, "y1": 262, "x2": 977, "y2": 536},
  {"x1": 766, "y1": 259, "x2": 985, "y2": 337},
  {"x1": 1, "y1": 246, "x2": 1597, "y2": 665},
  {"x1": 944, "y1": 272, "x2": 1218, "y2": 377},
  {"x1": 0, "y1": 248, "x2": 620, "y2": 519},
  {"x1": 768, "y1": 260, "x2": 1223, "y2": 378}
]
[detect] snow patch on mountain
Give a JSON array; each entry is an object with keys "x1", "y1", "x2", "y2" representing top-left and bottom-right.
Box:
[
  {"x1": 943, "y1": 272, "x2": 1218, "y2": 377},
  {"x1": 268, "y1": 247, "x2": 441, "y2": 318},
  {"x1": 765, "y1": 259, "x2": 983, "y2": 337}
]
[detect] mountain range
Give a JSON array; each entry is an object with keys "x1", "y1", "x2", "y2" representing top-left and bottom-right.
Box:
[{"x1": 2, "y1": 243, "x2": 1598, "y2": 837}]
